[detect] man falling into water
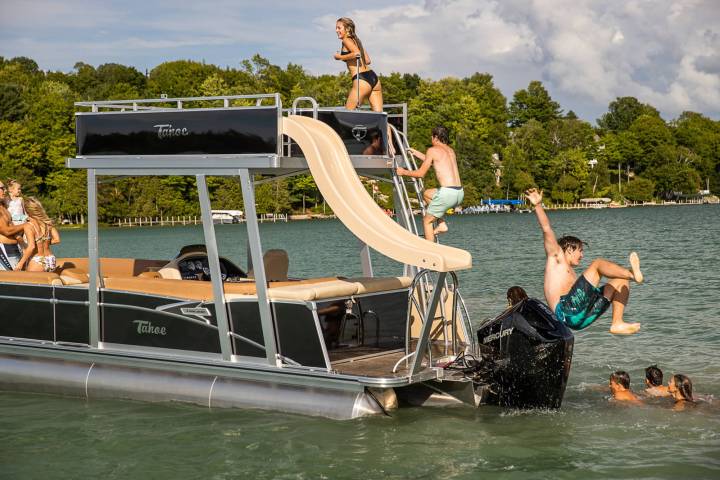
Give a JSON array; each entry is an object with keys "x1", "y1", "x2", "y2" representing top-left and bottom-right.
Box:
[
  {"x1": 526, "y1": 188, "x2": 644, "y2": 335},
  {"x1": 396, "y1": 126, "x2": 463, "y2": 242}
]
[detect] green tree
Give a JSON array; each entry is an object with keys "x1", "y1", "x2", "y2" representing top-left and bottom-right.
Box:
[
  {"x1": 511, "y1": 119, "x2": 553, "y2": 189},
  {"x1": 597, "y1": 96, "x2": 660, "y2": 132},
  {"x1": 628, "y1": 114, "x2": 674, "y2": 173},
  {"x1": 0, "y1": 84, "x2": 27, "y2": 121},
  {"x1": 147, "y1": 60, "x2": 221, "y2": 97},
  {"x1": 622, "y1": 177, "x2": 655, "y2": 202},
  {"x1": 508, "y1": 80, "x2": 561, "y2": 127}
]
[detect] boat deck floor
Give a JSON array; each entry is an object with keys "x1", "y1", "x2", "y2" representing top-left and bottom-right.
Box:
[
  {"x1": 329, "y1": 342, "x2": 461, "y2": 378},
  {"x1": 331, "y1": 349, "x2": 412, "y2": 378}
]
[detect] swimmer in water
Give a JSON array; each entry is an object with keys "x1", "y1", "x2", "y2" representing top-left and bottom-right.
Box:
[
  {"x1": 668, "y1": 374, "x2": 695, "y2": 411},
  {"x1": 644, "y1": 365, "x2": 671, "y2": 397},
  {"x1": 506, "y1": 286, "x2": 528, "y2": 308},
  {"x1": 609, "y1": 371, "x2": 643, "y2": 404}
]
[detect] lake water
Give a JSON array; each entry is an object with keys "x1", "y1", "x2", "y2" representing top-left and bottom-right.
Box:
[{"x1": 2, "y1": 205, "x2": 719, "y2": 479}]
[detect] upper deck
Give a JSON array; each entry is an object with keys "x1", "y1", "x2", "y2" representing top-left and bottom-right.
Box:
[{"x1": 70, "y1": 94, "x2": 407, "y2": 175}]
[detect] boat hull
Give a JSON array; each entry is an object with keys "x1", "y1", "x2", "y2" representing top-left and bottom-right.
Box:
[{"x1": 0, "y1": 347, "x2": 383, "y2": 420}]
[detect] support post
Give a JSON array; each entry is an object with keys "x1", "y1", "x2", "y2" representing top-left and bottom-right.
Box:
[
  {"x1": 196, "y1": 174, "x2": 233, "y2": 361},
  {"x1": 359, "y1": 242, "x2": 373, "y2": 277},
  {"x1": 410, "y1": 272, "x2": 447, "y2": 375},
  {"x1": 87, "y1": 169, "x2": 101, "y2": 348},
  {"x1": 240, "y1": 169, "x2": 278, "y2": 365}
]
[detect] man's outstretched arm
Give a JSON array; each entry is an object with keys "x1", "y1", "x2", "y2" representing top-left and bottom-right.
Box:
[
  {"x1": 526, "y1": 188, "x2": 561, "y2": 257},
  {"x1": 397, "y1": 148, "x2": 434, "y2": 178}
]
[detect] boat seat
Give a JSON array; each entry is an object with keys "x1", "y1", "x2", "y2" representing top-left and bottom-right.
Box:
[
  {"x1": 345, "y1": 276, "x2": 412, "y2": 294},
  {"x1": 102, "y1": 276, "x2": 343, "y2": 301},
  {"x1": 0, "y1": 271, "x2": 63, "y2": 286},
  {"x1": 267, "y1": 279, "x2": 359, "y2": 301},
  {"x1": 57, "y1": 267, "x2": 90, "y2": 285},
  {"x1": 56, "y1": 258, "x2": 168, "y2": 278},
  {"x1": 248, "y1": 249, "x2": 289, "y2": 282}
]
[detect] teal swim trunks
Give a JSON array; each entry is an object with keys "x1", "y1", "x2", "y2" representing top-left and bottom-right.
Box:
[
  {"x1": 554, "y1": 275, "x2": 610, "y2": 330},
  {"x1": 427, "y1": 187, "x2": 464, "y2": 218}
]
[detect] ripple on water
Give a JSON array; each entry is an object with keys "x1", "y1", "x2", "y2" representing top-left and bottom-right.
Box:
[{"x1": 3, "y1": 205, "x2": 719, "y2": 478}]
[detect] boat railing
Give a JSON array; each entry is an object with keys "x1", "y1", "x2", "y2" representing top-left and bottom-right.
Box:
[
  {"x1": 397, "y1": 270, "x2": 473, "y2": 376},
  {"x1": 75, "y1": 93, "x2": 282, "y2": 112}
]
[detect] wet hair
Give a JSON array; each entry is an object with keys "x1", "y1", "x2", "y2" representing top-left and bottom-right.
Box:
[
  {"x1": 672, "y1": 374, "x2": 694, "y2": 402},
  {"x1": 558, "y1": 235, "x2": 587, "y2": 252},
  {"x1": 610, "y1": 371, "x2": 631, "y2": 389},
  {"x1": 431, "y1": 126, "x2": 449, "y2": 144},
  {"x1": 337, "y1": 17, "x2": 367, "y2": 67},
  {"x1": 506, "y1": 286, "x2": 528, "y2": 306},
  {"x1": 23, "y1": 196, "x2": 53, "y2": 228},
  {"x1": 645, "y1": 365, "x2": 663, "y2": 387}
]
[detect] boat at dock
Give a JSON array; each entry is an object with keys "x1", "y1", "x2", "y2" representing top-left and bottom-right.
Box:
[{"x1": 0, "y1": 95, "x2": 573, "y2": 419}]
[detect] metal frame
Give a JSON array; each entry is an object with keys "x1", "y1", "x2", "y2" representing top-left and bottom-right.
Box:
[
  {"x1": 239, "y1": 169, "x2": 279, "y2": 366},
  {"x1": 65, "y1": 94, "x2": 461, "y2": 386},
  {"x1": 196, "y1": 174, "x2": 234, "y2": 361}
]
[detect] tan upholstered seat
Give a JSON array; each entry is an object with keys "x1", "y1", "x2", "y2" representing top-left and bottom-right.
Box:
[
  {"x1": 58, "y1": 267, "x2": 90, "y2": 285},
  {"x1": 56, "y1": 258, "x2": 168, "y2": 278},
  {"x1": 248, "y1": 249, "x2": 289, "y2": 282},
  {"x1": 0, "y1": 271, "x2": 63, "y2": 286},
  {"x1": 346, "y1": 276, "x2": 412, "y2": 294},
  {"x1": 267, "y1": 279, "x2": 359, "y2": 301},
  {"x1": 102, "y1": 276, "x2": 347, "y2": 301}
]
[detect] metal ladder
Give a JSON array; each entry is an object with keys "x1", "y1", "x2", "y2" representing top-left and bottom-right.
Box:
[{"x1": 387, "y1": 126, "x2": 474, "y2": 375}]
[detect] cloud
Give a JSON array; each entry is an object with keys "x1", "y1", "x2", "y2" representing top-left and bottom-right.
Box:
[
  {"x1": 310, "y1": 0, "x2": 720, "y2": 120},
  {"x1": 0, "y1": 0, "x2": 718, "y2": 121}
]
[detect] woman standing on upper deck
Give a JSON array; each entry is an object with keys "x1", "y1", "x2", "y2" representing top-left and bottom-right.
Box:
[{"x1": 333, "y1": 17, "x2": 384, "y2": 112}]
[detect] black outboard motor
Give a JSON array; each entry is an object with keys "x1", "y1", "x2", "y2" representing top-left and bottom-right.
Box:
[{"x1": 474, "y1": 298, "x2": 574, "y2": 409}]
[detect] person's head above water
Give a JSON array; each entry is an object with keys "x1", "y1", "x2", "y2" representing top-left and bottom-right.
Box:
[
  {"x1": 645, "y1": 365, "x2": 663, "y2": 387},
  {"x1": 431, "y1": 126, "x2": 449, "y2": 145},
  {"x1": 669, "y1": 374, "x2": 694, "y2": 402},
  {"x1": 558, "y1": 235, "x2": 587, "y2": 266},
  {"x1": 610, "y1": 371, "x2": 631, "y2": 391},
  {"x1": 506, "y1": 286, "x2": 528, "y2": 307}
]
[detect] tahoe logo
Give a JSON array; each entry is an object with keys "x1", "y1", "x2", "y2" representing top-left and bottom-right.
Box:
[
  {"x1": 153, "y1": 123, "x2": 190, "y2": 139},
  {"x1": 351, "y1": 125, "x2": 367, "y2": 141},
  {"x1": 133, "y1": 320, "x2": 167, "y2": 336}
]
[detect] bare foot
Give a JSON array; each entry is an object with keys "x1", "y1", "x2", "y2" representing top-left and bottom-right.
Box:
[
  {"x1": 609, "y1": 322, "x2": 641, "y2": 335},
  {"x1": 433, "y1": 222, "x2": 448, "y2": 236},
  {"x1": 629, "y1": 252, "x2": 643, "y2": 283}
]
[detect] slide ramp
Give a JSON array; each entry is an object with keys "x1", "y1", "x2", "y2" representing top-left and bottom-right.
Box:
[{"x1": 282, "y1": 115, "x2": 472, "y2": 272}]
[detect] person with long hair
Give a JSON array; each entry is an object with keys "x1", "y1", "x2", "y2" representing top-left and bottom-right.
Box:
[
  {"x1": 334, "y1": 17, "x2": 384, "y2": 112},
  {"x1": 14, "y1": 197, "x2": 60, "y2": 272},
  {"x1": 668, "y1": 374, "x2": 695, "y2": 410}
]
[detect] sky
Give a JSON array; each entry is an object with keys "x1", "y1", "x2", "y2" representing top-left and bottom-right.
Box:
[{"x1": 1, "y1": 0, "x2": 719, "y2": 123}]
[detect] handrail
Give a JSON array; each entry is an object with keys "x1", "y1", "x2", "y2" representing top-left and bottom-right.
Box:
[
  {"x1": 75, "y1": 93, "x2": 279, "y2": 108},
  {"x1": 291, "y1": 97, "x2": 319, "y2": 119}
]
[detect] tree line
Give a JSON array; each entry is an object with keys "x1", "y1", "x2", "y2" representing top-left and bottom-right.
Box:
[{"x1": 1, "y1": 55, "x2": 718, "y2": 223}]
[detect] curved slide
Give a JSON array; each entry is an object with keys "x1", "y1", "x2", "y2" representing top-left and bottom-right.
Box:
[{"x1": 283, "y1": 115, "x2": 472, "y2": 272}]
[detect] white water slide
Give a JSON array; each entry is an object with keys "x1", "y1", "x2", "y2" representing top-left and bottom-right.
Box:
[{"x1": 283, "y1": 115, "x2": 472, "y2": 273}]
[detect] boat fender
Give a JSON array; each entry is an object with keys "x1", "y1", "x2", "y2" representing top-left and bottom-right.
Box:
[{"x1": 367, "y1": 387, "x2": 398, "y2": 413}]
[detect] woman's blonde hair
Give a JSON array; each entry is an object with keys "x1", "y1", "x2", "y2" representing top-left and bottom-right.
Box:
[
  {"x1": 337, "y1": 17, "x2": 367, "y2": 66},
  {"x1": 24, "y1": 196, "x2": 54, "y2": 228}
]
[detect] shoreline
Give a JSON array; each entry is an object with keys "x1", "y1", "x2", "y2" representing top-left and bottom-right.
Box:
[{"x1": 55, "y1": 201, "x2": 717, "y2": 230}]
